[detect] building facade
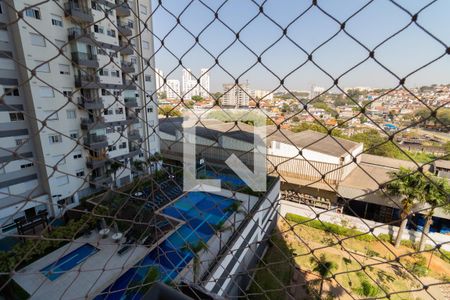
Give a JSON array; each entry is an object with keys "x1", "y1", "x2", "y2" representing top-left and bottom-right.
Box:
[
  {"x1": 165, "y1": 79, "x2": 180, "y2": 100},
  {"x1": 221, "y1": 83, "x2": 250, "y2": 108},
  {"x1": 199, "y1": 68, "x2": 210, "y2": 98},
  {"x1": 0, "y1": 0, "x2": 159, "y2": 235}
]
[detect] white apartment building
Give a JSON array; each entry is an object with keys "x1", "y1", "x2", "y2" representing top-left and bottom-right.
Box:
[
  {"x1": 221, "y1": 83, "x2": 250, "y2": 108},
  {"x1": 165, "y1": 79, "x2": 180, "y2": 99},
  {"x1": 199, "y1": 68, "x2": 210, "y2": 98},
  {"x1": 310, "y1": 85, "x2": 325, "y2": 99},
  {"x1": 181, "y1": 68, "x2": 198, "y2": 100},
  {"x1": 0, "y1": 0, "x2": 159, "y2": 235},
  {"x1": 155, "y1": 68, "x2": 164, "y2": 92},
  {"x1": 250, "y1": 89, "x2": 273, "y2": 100}
]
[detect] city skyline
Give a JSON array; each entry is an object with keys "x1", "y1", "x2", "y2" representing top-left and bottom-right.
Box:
[{"x1": 152, "y1": 0, "x2": 450, "y2": 91}]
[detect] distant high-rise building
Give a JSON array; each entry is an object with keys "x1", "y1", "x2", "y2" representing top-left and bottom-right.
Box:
[
  {"x1": 155, "y1": 68, "x2": 164, "y2": 92},
  {"x1": 199, "y1": 68, "x2": 210, "y2": 98},
  {"x1": 310, "y1": 85, "x2": 325, "y2": 100},
  {"x1": 181, "y1": 68, "x2": 198, "y2": 100},
  {"x1": 165, "y1": 79, "x2": 181, "y2": 99},
  {"x1": 250, "y1": 89, "x2": 273, "y2": 100},
  {"x1": 222, "y1": 83, "x2": 250, "y2": 108}
]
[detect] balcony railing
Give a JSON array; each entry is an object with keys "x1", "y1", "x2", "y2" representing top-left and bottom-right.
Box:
[
  {"x1": 115, "y1": 1, "x2": 131, "y2": 17},
  {"x1": 75, "y1": 74, "x2": 100, "y2": 88},
  {"x1": 118, "y1": 24, "x2": 133, "y2": 37},
  {"x1": 80, "y1": 117, "x2": 107, "y2": 130},
  {"x1": 86, "y1": 154, "x2": 109, "y2": 169},
  {"x1": 71, "y1": 52, "x2": 99, "y2": 68},
  {"x1": 122, "y1": 79, "x2": 137, "y2": 90},
  {"x1": 128, "y1": 130, "x2": 141, "y2": 140},
  {"x1": 64, "y1": 1, "x2": 94, "y2": 23},
  {"x1": 68, "y1": 27, "x2": 95, "y2": 44},
  {"x1": 83, "y1": 134, "x2": 108, "y2": 149},
  {"x1": 89, "y1": 174, "x2": 112, "y2": 189},
  {"x1": 124, "y1": 97, "x2": 138, "y2": 107},
  {"x1": 119, "y1": 41, "x2": 134, "y2": 55},
  {"x1": 78, "y1": 97, "x2": 104, "y2": 110},
  {"x1": 121, "y1": 61, "x2": 135, "y2": 73}
]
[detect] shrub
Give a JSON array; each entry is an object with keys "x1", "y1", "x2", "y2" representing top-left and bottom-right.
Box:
[
  {"x1": 285, "y1": 213, "x2": 375, "y2": 242},
  {"x1": 355, "y1": 280, "x2": 380, "y2": 297},
  {"x1": 437, "y1": 249, "x2": 450, "y2": 264},
  {"x1": 400, "y1": 240, "x2": 418, "y2": 249},
  {"x1": 405, "y1": 255, "x2": 429, "y2": 277},
  {"x1": 366, "y1": 249, "x2": 380, "y2": 258}
]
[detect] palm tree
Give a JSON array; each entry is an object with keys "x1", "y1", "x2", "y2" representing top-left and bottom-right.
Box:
[
  {"x1": 109, "y1": 161, "x2": 122, "y2": 187},
  {"x1": 418, "y1": 173, "x2": 450, "y2": 251},
  {"x1": 309, "y1": 254, "x2": 337, "y2": 296},
  {"x1": 386, "y1": 167, "x2": 427, "y2": 248}
]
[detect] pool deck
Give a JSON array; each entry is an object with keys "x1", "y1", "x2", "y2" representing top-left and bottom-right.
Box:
[{"x1": 13, "y1": 233, "x2": 150, "y2": 300}]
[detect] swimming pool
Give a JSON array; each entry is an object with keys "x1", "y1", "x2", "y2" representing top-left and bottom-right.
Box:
[
  {"x1": 95, "y1": 192, "x2": 237, "y2": 300},
  {"x1": 205, "y1": 170, "x2": 246, "y2": 189},
  {"x1": 40, "y1": 243, "x2": 99, "y2": 281}
]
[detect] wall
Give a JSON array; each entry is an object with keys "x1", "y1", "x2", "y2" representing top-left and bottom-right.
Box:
[{"x1": 279, "y1": 200, "x2": 450, "y2": 251}]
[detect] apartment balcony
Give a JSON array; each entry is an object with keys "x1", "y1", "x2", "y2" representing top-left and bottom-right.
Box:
[
  {"x1": 119, "y1": 41, "x2": 134, "y2": 55},
  {"x1": 127, "y1": 114, "x2": 139, "y2": 124},
  {"x1": 64, "y1": 2, "x2": 94, "y2": 23},
  {"x1": 75, "y1": 74, "x2": 100, "y2": 89},
  {"x1": 86, "y1": 155, "x2": 109, "y2": 169},
  {"x1": 128, "y1": 130, "x2": 141, "y2": 141},
  {"x1": 80, "y1": 117, "x2": 107, "y2": 130},
  {"x1": 121, "y1": 61, "x2": 135, "y2": 73},
  {"x1": 90, "y1": 174, "x2": 112, "y2": 189},
  {"x1": 118, "y1": 24, "x2": 132, "y2": 37},
  {"x1": 83, "y1": 134, "x2": 108, "y2": 149},
  {"x1": 78, "y1": 97, "x2": 104, "y2": 110},
  {"x1": 124, "y1": 97, "x2": 138, "y2": 108},
  {"x1": 71, "y1": 52, "x2": 99, "y2": 68},
  {"x1": 115, "y1": 2, "x2": 131, "y2": 17},
  {"x1": 127, "y1": 148, "x2": 141, "y2": 158},
  {"x1": 122, "y1": 79, "x2": 137, "y2": 90},
  {"x1": 68, "y1": 27, "x2": 95, "y2": 45}
]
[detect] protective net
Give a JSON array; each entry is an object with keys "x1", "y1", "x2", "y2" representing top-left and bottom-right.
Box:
[{"x1": 0, "y1": 0, "x2": 449, "y2": 299}]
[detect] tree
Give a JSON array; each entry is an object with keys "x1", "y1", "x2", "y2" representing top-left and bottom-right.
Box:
[
  {"x1": 158, "y1": 105, "x2": 181, "y2": 117},
  {"x1": 132, "y1": 160, "x2": 145, "y2": 176},
  {"x1": 309, "y1": 254, "x2": 337, "y2": 296},
  {"x1": 386, "y1": 168, "x2": 427, "y2": 248},
  {"x1": 418, "y1": 174, "x2": 450, "y2": 251},
  {"x1": 109, "y1": 161, "x2": 122, "y2": 188},
  {"x1": 191, "y1": 95, "x2": 204, "y2": 102}
]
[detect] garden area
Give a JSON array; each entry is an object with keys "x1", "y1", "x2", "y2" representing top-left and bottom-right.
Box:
[{"x1": 248, "y1": 215, "x2": 450, "y2": 300}]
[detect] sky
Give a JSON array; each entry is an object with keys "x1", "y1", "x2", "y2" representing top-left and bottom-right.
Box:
[{"x1": 150, "y1": 0, "x2": 450, "y2": 92}]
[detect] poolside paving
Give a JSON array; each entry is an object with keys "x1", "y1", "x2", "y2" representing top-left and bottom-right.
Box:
[{"x1": 13, "y1": 233, "x2": 150, "y2": 300}]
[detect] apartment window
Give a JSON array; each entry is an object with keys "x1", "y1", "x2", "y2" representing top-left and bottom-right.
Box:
[
  {"x1": 145, "y1": 75, "x2": 151, "y2": 82},
  {"x1": 73, "y1": 153, "x2": 82, "y2": 159},
  {"x1": 55, "y1": 175, "x2": 69, "y2": 186},
  {"x1": 0, "y1": 30, "x2": 8, "y2": 42},
  {"x1": 103, "y1": 109, "x2": 113, "y2": 115},
  {"x1": 9, "y1": 112, "x2": 24, "y2": 122},
  {"x1": 58, "y1": 64, "x2": 70, "y2": 75},
  {"x1": 94, "y1": 25, "x2": 104, "y2": 34},
  {"x1": 66, "y1": 110, "x2": 76, "y2": 119},
  {"x1": 25, "y1": 7, "x2": 41, "y2": 19},
  {"x1": 139, "y1": 4, "x2": 147, "y2": 15},
  {"x1": 20, "y1": 163, "x2": 34, "y2": 169},
  {"x1": 113, "y1": 90, "x2": 121, "y2": 96},
  {"x1": 15, "y1": 138, "x2": 27, "y2": 146},
  {"x1": 142, "y1": 41, "x2": 149, "y2": 49},
  {"x1": 0, "y1": 58, "x2": 15, "y2": 70},
  {"x1": 115, "y1": 107, "x2": 123, "y2": 114},
  {"x1": 44, "y1": 110, "x2": 59, "y2": 120},
  {"x1": 108, "y1": 145, "x2": 116, "y2": 151},
  {"x1": 30, "y1": 33, "x2": 46, "y2": 47},
  {"x1": 98, "y1": 48, "x2": 107, "y2": 56},
  {"x1": 99, "y1": 69, "x2": 109, "y2": 76},
  {"x1": 4, "y1": 88, "x2": 19, "y2": 96},
  {"x1": 69, "y1": 132, "x2": 78, "y2": 139},
  {"x1": 49, "y1": 134, "x2": 62, "y2": 144},
  {"x1": 62, "y1": 90, "x2": 72, "y2": 97},
  {"x1": 112, "y1": 70, "x2": 120, "y2": 77},
  {"x1": 107, "y1": 29, "x2": 115, "y2": 37},
  {"x1": 110, "y1": 51, "x2": 118, "y2": 58},
  {"x1": 106, "y1": 127, "x2": 114, "y2": 134},
  {"x1": 54, "y1": 39, "x2": 66, "y2": 52},
  {"x1": 119, "y1": 142, "x2": 126, "y2": 149},
  {"x1": 0, "y1": 2, "x2": 3, "y2": 14},
  {"x1": 127, "y1": 20, "x2": 134, "y2": 29},
  {"x1": 116, "y1": 126, "x2": 122, "y2": 132},
  {"x1": 76, "y1": 171, "x2": 85, "y2": 177},
  {"x1": 51, "y1": 15, "x2": 63, "y2": 27},
  {"x1": 39, "y1": 86, "x2": 54, "y2": 98},
  {"x1": 91, "y1": 1, "x2": 100, "y2": 10},
  {"x1": 101, "y1": 89, "x2": 107, "y2": 96},
  {"x1": 35, "y1": 60, "x2": 50, "y2": 73},
  {"x1": 147, "y1": 107, "x2": 153, "y2": 113}
]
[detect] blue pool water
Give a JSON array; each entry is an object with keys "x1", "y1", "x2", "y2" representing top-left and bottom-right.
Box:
[
  {"x1": 205, "y1": 170, "x2": 246, "y2": 189},
  {"x1": 95, "y1": 192, "x2": 236, "y2": 300},
  {"x1": 41, "y1": 243, "x2": 99, "y2": 281}
]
